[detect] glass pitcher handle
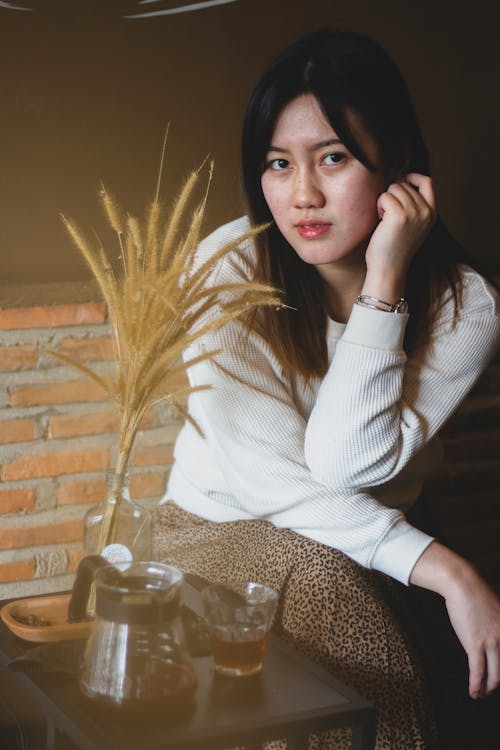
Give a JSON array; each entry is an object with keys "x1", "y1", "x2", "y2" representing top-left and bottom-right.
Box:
[{"x1": 68, "y1": 555, "x2": 111, "y2": 622}]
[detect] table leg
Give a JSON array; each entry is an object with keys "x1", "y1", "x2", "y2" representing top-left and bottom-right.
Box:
[
  {"x1": 351, "y1": 717, "x2": 376, "y2": 750},
  {"x1": 46, "y1": 716, "x2": 56, "y2": 750},
  {"x1": 285, "y1": 732, "x2": 309, "y2": 750}
]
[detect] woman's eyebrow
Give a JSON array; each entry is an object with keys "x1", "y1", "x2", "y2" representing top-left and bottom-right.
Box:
[{"x1": 267, "y1": 138, "x2": 342, "y2": 152}]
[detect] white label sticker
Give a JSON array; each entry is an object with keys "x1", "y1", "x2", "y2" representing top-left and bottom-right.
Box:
[{"x1": 101, "y1": 543, "x2": 133, "y2": 564}]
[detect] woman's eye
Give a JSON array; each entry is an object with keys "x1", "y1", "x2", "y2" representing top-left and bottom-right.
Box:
[
  {"x1": 322, "y1": 152, "x2": 345, "y2": 166},
  {"x1": 269, "y1": 158, "x2": 290, "y2": 171}
]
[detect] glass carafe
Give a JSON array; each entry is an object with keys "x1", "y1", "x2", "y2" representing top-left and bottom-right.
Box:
[{"x1": 79, "y1": 561, "x2": 197, "y2": 718}]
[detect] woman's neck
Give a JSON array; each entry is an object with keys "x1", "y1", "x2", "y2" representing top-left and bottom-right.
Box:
[{"x1": 316, "y1": 255, "x2": 367, "y2": 323}]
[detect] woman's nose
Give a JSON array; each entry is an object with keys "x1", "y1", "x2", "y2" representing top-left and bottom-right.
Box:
[{"x1": 292, "y1": 170, "x2": 325, "y2": 208}]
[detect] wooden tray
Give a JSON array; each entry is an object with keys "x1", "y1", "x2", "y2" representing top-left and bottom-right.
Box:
[{"x1": 0, "y1": 593, "x2": 92, "y2": 642}]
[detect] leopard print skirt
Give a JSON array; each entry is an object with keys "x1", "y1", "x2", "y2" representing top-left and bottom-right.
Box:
[{"x1": 153, "y1": 501, "x2": 438, "y2": 750}]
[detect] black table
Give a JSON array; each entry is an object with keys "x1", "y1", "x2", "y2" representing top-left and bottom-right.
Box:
[{"x1": 0, "y1": 583, "x2": 376, "y2": 750}]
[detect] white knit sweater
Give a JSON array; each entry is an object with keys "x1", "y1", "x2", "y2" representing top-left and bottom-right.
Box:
[{"x1": 164, "y1": 216, "x2": 500, "y2": 584}]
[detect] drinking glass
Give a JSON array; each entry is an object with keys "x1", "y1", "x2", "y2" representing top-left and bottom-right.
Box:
[{"x1": 201, "y1": 581, "x2": 278, "y2": 676}]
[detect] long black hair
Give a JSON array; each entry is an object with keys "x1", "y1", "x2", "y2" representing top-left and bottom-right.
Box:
[{"x1": 241, "y1": 29, "x2": 466, "y2": 378}]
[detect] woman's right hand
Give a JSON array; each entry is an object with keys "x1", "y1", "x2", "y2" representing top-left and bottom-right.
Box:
[
  {"x1": 410, "y1": 540, "x2": 500, "y2": 698},
  {"x1": 361, "y1": 173, "x2": 436, "y2": 303}
]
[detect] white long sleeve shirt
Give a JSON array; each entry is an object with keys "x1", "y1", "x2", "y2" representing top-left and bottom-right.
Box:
[{"x1": 164, "y1": 216, "x2": 500, "y2": 584}]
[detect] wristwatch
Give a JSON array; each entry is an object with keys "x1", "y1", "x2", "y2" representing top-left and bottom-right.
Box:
[{"x1": 355, "y1": 294, "x2": 409, "y2": 314}]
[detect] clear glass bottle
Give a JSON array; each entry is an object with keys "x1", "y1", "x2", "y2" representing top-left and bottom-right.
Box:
[{"x1": 84, "y1": 471, "x2": 152, "y2": 565}]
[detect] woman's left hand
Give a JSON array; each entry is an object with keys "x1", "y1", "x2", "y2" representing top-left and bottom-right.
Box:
[
  {"x1": 410, "y1": 541, "x2": 500, "y2": 699},
  {"x1": 362, "y1": 172, "x2": 436, "y2": 300},
  {"x1": 444, "y1": 566, "x2": 500, "y2": 699}
]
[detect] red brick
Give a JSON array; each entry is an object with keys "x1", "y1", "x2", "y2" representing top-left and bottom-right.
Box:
[
  {"x1": 0, "y1": 302, "x2": 106, "y2": 330},
  {"x1": 0, "y1": 418, "x2": 36, "y2": 445},
  {"x1": 0, "y1": 488, "x2": 36, "y2": 514},
  {"x1": 58, "y1": 478, "x2": 106, "y2": 506},
  {"x1": 48, "y1": 407, "x2": 155, "y2": 439},
  {"x1": 10, "y1": 379, "x2": 107, "y2": 407},
  {"x1": 0, "y1": 345, "x2": 38, "y2": 371},
  {"x1": 0, "y1": 520, "x2": 83, "y2": 550},
  {"x1": 58, "y1": 336, "x2": 115, "y2": 361},
  {"x1": 67, "y1": 548, "x2": 84, "y2": 573},
  {"x1": 1, "y1": 448, "x2": 110, "y2": 481},
  {"x1": 131, "y1": 444, "x2": 174, "y2": 467},
  {"x1": 0, "y1": 559, "x2": 36, "y2": 583},
  {"x1": 49, "y1": 408, "x2": 119, "y2": 439},
  {"x1": 130, "y1": 471, "x2": 166, "y2": 499}
]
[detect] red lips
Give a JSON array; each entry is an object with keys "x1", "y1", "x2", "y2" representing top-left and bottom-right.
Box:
[{"x1": 295, "y1": 222, "x2": 331, "y2": 239}]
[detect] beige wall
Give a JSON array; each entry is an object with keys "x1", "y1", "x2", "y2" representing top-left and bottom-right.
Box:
[{"x1": 0, "y1": 0, "x2": 499, "y2": 285}]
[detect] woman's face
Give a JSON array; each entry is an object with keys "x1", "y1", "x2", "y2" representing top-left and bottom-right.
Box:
[{"x1": 260, "y1": 94, "x2": 387, "y2": 275}]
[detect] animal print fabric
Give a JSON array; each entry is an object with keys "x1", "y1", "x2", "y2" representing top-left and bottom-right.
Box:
[{"x1": 153, "y1": 502, "x2": 438, "y2": 750}]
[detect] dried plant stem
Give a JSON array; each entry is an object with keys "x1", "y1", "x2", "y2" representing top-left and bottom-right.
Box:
[
  {"x1": 56, "y1": 156, "x2": 282, "y2": 554},
  {"x1": 96, "y1": 423, "x2": 135, "y2": 551}
]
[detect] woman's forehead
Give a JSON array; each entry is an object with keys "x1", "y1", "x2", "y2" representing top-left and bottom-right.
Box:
[
  {"x1": 269, "y1": 94, "x2": 338, "y2": 146},
  {"x1": 269, "y1": 93, "x2": 380, "y2": 167}
]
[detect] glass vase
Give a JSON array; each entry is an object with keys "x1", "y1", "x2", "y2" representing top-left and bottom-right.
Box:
[{"x1": 84, "y1": 471, "x2": 152, "y2": 564}]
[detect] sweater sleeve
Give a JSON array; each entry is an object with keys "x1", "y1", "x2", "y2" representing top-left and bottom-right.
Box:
[
  {"x1": 305, "y1": 271, "x2": 500, "y2": 488},
  {"x1": 183, "y1": 316, "x2": 433, "y2": 585}
]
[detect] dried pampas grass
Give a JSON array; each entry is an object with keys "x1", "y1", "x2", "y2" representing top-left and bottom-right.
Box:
[{"x1": 48, "y1": 153, "x2": 281, "y2": 550}]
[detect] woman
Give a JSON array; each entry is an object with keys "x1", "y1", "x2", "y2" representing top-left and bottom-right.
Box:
[{"x1": 154, "y1": 29, "x2": 500, "y2": 749}]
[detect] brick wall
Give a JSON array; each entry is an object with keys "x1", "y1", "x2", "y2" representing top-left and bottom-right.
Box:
[
  {"x1": 1, "y1": 278, "x2": 499, "y2": 599},
  {"x1": 0, "y1": 283, "x2": 183, "y2": 599}
]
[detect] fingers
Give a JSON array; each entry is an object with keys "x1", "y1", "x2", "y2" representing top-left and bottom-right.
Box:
[
  {"x1": 376, "y1": 190, "x2": 398, "y2": 219},
  {"x1": 485, "y1": 642, "x2": 500, "y2": 695},
  {"x1": 468, "y1": 649, "x2": 486, "y2": 699},
  {"x1": 385, "y1": 175, "x2": 435, "y2": 215},
  {"x1": 468, "y1": 642, "x2": 500, "y2": 699},
  {"x1": 386, "y1": 182, "x2": 419, "y2": 210},
  {"x1": 405, "y1": 172, "x2": 436, "y2": 212},
  {"x1": 378, "y1": 179, "x2": 435, "y2": 227}
]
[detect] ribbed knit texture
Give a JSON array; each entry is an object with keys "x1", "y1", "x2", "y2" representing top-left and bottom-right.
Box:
[{"x1": 165, "y1": 217, "x2": 500, "y2": 584}]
